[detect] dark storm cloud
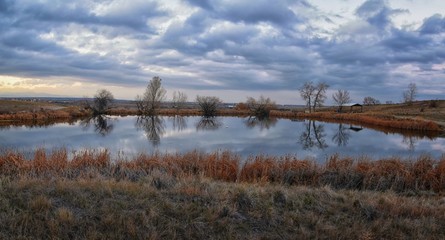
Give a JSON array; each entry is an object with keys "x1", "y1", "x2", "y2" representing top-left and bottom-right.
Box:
[
  {"x1": 355, "y1": 0, "x2": 407, "y2": 29},
  {"x1": 0, "y1": 0, "x2": 167, "y2": 86},
  {"x1": 0, "y1": 0, "x2": 444, "y2": 102},
  {"x1": 419, "y1": 14, "x2": 445, "y2": 35}
]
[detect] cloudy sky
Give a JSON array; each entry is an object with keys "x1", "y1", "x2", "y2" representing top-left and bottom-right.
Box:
[{"x1": 0, "y1": 0, "x2": 444, "y2": 104}]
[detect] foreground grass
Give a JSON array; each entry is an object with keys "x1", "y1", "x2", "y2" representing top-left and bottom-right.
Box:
[
  {"x1": 1, "y1": 149, "x2": 445, "y2": 238},
  {"x1": 1, "y1": 175, "x2": 445, "y2": 239},
  {"x1": 2, "y1": 149, "x2": 445, "y2": 193}
]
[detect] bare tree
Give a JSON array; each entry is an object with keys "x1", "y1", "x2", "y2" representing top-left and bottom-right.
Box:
[
  {"x1": 312, "y1": 82, "x2": 329, "y2": 112},
  {"x1": 332, "y1": 89, "x2": 351, "y2": 112},
  {"x1": 299, "y1": 81, "x2": 316, "y2": 113},
  {"x1": 172, "y1": 91, "x2": 188, "y2": 110},
  {"x1": 363, "y1": 96, "x2": 380, "y2": 106},
  {"x1": 196, "y1": 96, "x2": 222, "y2": 118},
  {"x1": 90, "y1": 89, "x2": 114, "y2": 115},
  {"x1": 136, "y1": 76, "x2": 166, "y2": 115},
  {"x1": 246, "y1": 95, "x2": 276, "y2": 118},
  {"x1": 403, "y1": 83, "x2": 417, "y2": 105}
]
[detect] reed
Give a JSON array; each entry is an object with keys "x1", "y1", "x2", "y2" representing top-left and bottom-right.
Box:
[{"x1": 2, "y1": 148, "x2": 445, "y2": 193}]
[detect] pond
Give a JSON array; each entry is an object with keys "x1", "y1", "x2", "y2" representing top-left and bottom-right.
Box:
[{"x1": 1, "y1": 116, "x2": 444, "y2": 162}]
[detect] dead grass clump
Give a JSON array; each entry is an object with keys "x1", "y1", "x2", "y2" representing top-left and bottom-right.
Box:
[
  {"x1": 2, "y1": 149, "x2": 445, "y2": 193},
  {"x1": 70, "y1": 149, "x2": 110, "y2": 169},
  {"x1": 1, "y1": 168, "x2": 445, "y2": 238},
  {"x1": 320, "y1": 155, "x2": 364, "y2": 190}
]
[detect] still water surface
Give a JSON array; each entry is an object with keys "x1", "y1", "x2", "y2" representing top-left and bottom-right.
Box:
[{"x1": 1, "y1": 116, "x2": 444, "y2": 162}]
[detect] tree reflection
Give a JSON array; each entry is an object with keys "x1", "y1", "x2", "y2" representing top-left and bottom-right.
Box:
[
  {"x1": 170, "y1": 115, "x2": 187, "y2": 132},
  {"x1": 196, "y1": 117, "x2": 222, "y2": 131},
  {"x1": 402, "y1": 135, "x2": 418, "y2": 151},
  {"x1": 299, "y1": 120, "x2": 327, "y2": 150},
  {"x1": 80, "y1": 115, "x2": 114, "y2": 136},
  {"x1": 244, "y1": 116, "x2": 277, "y2": 131},
  {"x1": 332, "y1": 123, "x2": 351, "y2": 146},
  {"x1": 135, "y1": 116, "x2": 165, "y2": 146}
]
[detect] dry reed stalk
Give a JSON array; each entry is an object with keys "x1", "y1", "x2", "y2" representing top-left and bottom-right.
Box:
[{"x1": 2, "y1": 148, "x2": 445, "y2": 193}]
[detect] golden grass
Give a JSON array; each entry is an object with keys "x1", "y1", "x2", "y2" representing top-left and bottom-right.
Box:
[
  {"x1": 2, "y1": 148, "x2": 445, "y2": 193},
  {"x1": 0, "y1": 172, "x2": 444, "y2": 239}
]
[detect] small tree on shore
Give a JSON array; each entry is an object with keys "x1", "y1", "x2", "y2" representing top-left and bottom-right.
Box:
[
  {"x1": 300, "y1": 81, "x2": 329, "y2": 112},
  {"x1": 363, "y1": 96, "x2": 380, "y2": 106},
  {"x1": 172, "y1": 91, "x2": 188, "y2": 110},
  {"x1": 403, "y1": 83, "x2": 417, "y2": 105},
  {"x1": 89, "y1": 89, "x2": 114, "y2": 115},
  {"x1": 136, "y1": 76, "x2": 166, "y2": 115},
  {"x1": 312, "y1": 82, "x2": 329, "y2": 112},
  {"x1": 299, "y1": 81, "x2": 316, "y2": 113},
  {"x1": 332, "y1": 89, "x2": 351, "y2": 112},
  {"x1": 246, "y1": 96, "x2": 276, "y2": 118},
  {"x1": 196, "y1": 96, "x2": 222, "y2": 118}
]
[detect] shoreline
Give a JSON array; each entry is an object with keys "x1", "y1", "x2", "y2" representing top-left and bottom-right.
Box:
[{"x1": 1, "y1": 107, "x2": 444, "y2": 133}]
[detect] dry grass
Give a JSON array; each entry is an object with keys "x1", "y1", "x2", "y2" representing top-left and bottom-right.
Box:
[
  {"x1": 0, "y1": 172, "x2": 444, "y2": 239},
  {"x1": 1, "y1": 148, "x2": 445, "y2": 238},
  {"x1": 2, "y1": 148, "x2": 445, "y2": 193}
]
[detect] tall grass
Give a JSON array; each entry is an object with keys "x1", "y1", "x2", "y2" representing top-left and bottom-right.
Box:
[{"x1": 2, "y1": 148, "x2": 445, "y2": 193}]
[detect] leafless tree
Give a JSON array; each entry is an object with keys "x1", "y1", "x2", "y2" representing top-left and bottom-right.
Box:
[
  {"x1": 300, "y1": 81, "x2": 329, "y2": 113},
  {"x1": 332, "y1": 89, "x2": 351, "y2": 112},
  {"x1": 246, "y1": 95, "x2": 276, "y2": 118},
  {"x1": 312, "y1": 82, "x2": 329, "y2": 112},
  {"x1": 403, "y1": 83, "x2": 417, "y2": 105},
  {"x1": 136, "y1": 76, "x2": 166, "y2": 115},
  {"x1": 363, "y1": 96, "x2": 381, "y2": 106},
  {"x1": 89, "y1": 89, "x2": 114, "y2": 115},
  {"x1": 299, "y1": 81, "x2": 316, "y2": 113},
  {"x1": 172, "y1": 91, "x2": 188, "y2": 110},
  {"x1": 196, "y1": 96, "x2": 222, "y2": 118}
]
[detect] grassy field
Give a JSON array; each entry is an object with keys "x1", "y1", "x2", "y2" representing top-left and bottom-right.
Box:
[{"x1": 1, "y1": 148, "x2": 445, "y2": 239}]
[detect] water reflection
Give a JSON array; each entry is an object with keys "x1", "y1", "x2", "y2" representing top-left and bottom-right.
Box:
[
  {"x1": 244, "y1": 116, "x2": 277, "y2": 130},
  {"x1": 332, "y1": 123, "x2": 351, "y2": 146},
  {"x1": 299, "y1": 120, "x2": 328, "y2": 150},
  {"x1": 1, "y1": 116, "x2": 443, "y2": 161},
  {"x1": 402, "y1": 135, "x2": 418, "y2": 151},
  {"x1": 80, "y1": 115, "x2": 114, "y2": 136},
  {"x1": 170, "y1": 115, "x2": 187, "y2": 132},
  {"x1": 196, "y1": 117, "x2": 222, "y2": 131},
  {"x1": 135, "y1": 116, "x2": 165, "y2": 146}
]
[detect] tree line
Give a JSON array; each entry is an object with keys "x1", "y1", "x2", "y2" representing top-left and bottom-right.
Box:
[{"x1": 86, "y1": 76, "x2": 418, "y2": 117}]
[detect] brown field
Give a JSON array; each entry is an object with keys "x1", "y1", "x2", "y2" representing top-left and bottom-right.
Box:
[
  {"x1": 1, "y1": 99, "x2": 444, "y2": 132},
  {"x1": 1, "y1": 148, "x2": 445, "y2": 239}
]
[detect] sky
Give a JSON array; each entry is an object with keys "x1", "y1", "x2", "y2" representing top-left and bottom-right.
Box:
[{"x1": 0, "y1": 0, "x2": 444, "y2": 104}]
